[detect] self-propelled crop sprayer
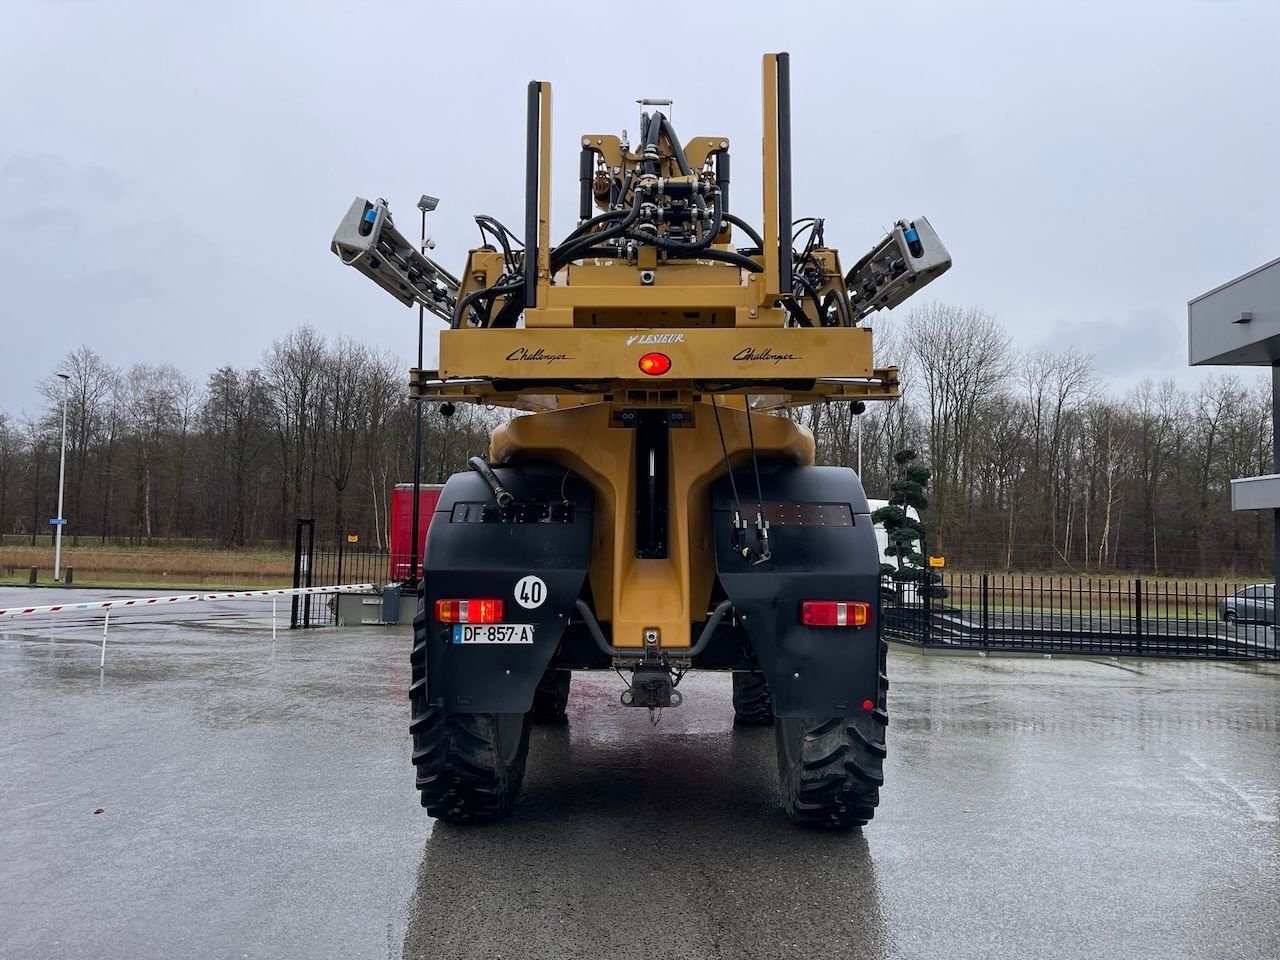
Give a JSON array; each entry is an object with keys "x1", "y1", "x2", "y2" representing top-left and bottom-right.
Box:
[{"x1": 331, "y1": 53, "x2": 950, "y2": 828}]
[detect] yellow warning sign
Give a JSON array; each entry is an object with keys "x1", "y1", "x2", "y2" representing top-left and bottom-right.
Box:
[
  {"x1": 928, "y1": 555, "x2": 945, "y2": 568},
  {"x1": 346, "y1": 534, "x2": 359, "y2": 544}
]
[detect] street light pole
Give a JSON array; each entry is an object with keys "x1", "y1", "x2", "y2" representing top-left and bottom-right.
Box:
[
  {"x1": 856, "y1": 412, "x2": 863, "y2": 476},
  {"x1": 54, "y1": 372, "x2": 70, "y2": 580},
  {"x1": 407, "y1": 195, "x2": 438, "y2": 588}
]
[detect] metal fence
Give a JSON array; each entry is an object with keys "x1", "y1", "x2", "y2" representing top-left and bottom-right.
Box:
[
  {"x1": 883, "y1": 573, "x2": 1278, "y2": 660},
  {"x1": 286, "y1": 522, "x2": 1278, "y2": 660},
  {"x1": 291, "y1": 519, "x2": 396, "y2": 628}
]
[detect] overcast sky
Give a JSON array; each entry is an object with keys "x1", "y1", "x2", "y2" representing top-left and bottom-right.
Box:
[{"x1": 2, "y1": 0, "x2": 1278, "y2": 416}]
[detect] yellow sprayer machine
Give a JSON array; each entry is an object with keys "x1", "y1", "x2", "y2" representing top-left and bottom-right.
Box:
[{"x1": 331, "y1": 53, "x2": 950, "y2": 828}]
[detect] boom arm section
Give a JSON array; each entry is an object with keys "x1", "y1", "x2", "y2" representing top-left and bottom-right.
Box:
[
  {"x1": 845, "y1": 217, "x2": 950, "y2": 319},
  {"x1": 331, "y1": 198, "x2": 460, "y2": 323}
]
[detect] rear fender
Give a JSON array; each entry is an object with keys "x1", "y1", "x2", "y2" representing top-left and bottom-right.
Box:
[
  {"x1": 422, "y1": 463, "x2": 593, "y2": 713},
  {"x1": 711, "y1": 465, "x2": 881, "y2": 718}
]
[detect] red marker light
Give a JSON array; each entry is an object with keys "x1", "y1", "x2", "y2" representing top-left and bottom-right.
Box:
[
  {"x1": 638, "y1": 352, "x2": 672, "y2": 376},
  {"x1": 862, "y1": 699, "x2": 876, "y2": 712},
  {"x1": 800, "y1": 601, "x2": 872, "y2": 627},
  {"x1": 435, "y1": 599, "x2": 504, "y2": 624}
]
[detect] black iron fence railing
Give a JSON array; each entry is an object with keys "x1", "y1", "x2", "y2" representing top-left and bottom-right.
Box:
[
  {"x1": 289, "y1": 522, "x2": 1277, "y2": 659},
  {"x1": 882, "y1": 573, "x2": 1277, "y2": 660},
  {"x1": 290, "y1": 518, "x2": 403, "y2": 628}
]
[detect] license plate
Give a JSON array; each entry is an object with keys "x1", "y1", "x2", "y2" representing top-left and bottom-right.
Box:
[{"x1": 452, "y1": 624, "x2": 535, "y2": 644}]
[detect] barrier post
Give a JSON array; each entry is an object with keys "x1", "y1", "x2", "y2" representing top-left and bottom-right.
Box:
[
  {"x1": 272, "y1": 597, "x2": 277, "y2": 641},
  {"x1": 100, "y1": 609, "x2": 110, "y2": 668}
]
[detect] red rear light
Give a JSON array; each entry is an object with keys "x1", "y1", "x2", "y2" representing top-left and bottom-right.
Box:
[
  {"x1": 638, "y1": 352, "x2": 672, "y2": 376},
  {"x1": 435, "y1": 599, "x2": 504, "y2": 624},
  {"x1": 801, "y1": 601, "x2": 871, "y2": 628}
]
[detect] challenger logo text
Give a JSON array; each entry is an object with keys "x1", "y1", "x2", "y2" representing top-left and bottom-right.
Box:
[
  {"x1": 506, "y1": 347, "x2": 571, "y2": 363},
  {"x1": 733, "y1": 347, "x2": 801, "y2": 364}
]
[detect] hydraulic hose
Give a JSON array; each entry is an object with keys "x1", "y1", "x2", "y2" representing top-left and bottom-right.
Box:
[
  {"x1": 551, "y1": 189, "x2": 645, "y2": 272},
  {"x1": 622, "y1": 187, "x2": 722, "y2": 254},
  {"x1": 451, "y1": 280, "x2": 522, "y2": 329},
  {"x1": 725, "y1": 214, "x2": 764, "y2": 250},
  {"x1": 558, "y1": 207, "x2": 629, "y2": 247},
  {"x1": 659, "y1": 115, "x2": 709, "y2": 221},
  {"x1": 642, "y1": 111, "x2": 663, "y2": 175},
  {"x1": 823, "y1": 289, "x2": 852, "y2": 327},
  {"x1": 661, "y1": 115, "x2": 694, "y2": 177},
  {"x1": 468, "y1": 457, "x2": 514, "y2": 507}
]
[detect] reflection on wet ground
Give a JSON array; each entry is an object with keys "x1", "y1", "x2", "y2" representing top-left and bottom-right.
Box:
[
  {"x1": 404, "y1": 659, "x2": 1280, "y2": 960},
  {"x1": 1, "y1": 591, "x2": 1277, "y2": 960},
  {"x1": 407, "y1": 680, "x2": 890, "y2": 960}
]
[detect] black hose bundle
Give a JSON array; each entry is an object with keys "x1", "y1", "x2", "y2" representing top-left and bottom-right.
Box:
[{"x1": 453, "y1": 112, "x2": 774, "y2": 327}]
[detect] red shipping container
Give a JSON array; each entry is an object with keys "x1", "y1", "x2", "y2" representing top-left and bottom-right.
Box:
[{"x1": 388, "y1": 483, "x2": 444, "y2": 581}]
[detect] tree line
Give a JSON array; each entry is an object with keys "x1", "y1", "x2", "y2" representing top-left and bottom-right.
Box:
[
  {"x1": 0, "y1": 308, "x2": 1272, "y2": 575},
  {"x1": 0, "y1": 329, "x2": 498, "y2": 551},
  {"x1": 806, "y1": 303, "x2": 1273, "y2": 576}
]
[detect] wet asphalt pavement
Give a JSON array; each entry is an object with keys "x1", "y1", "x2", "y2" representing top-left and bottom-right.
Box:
[{"x1": 1, "y1": 588, "x2": 1278, "y2": 960}]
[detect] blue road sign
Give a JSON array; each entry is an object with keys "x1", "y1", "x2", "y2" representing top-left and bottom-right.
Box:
[{"x1": 48, "y1": 518, "x2": 67, "y2": 526}]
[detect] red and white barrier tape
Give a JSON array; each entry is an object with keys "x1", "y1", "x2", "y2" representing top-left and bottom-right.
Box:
[{"x1": 0, "y1": 583, "x2": 376, "y2": 619}]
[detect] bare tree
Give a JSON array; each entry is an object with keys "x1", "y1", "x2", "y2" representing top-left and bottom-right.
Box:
[
  {"x1": 1018, "y1": 347, "x2": 1095, "y2": 559},
  {"x1": 317, "y1": 337, "x2": 370, "y2": 537},
  {"x1": 1081, "y1": 400, "x2": 1126, "y2": 568},
  {"x1": 263, "y1": 326, "x2": 326, "y2": 540},
  {"x1": 40, "y1": 347, "x2": 118, "y2": 545},
  {"x1": 202, "y1": 367, "x2": 271, "y2": 547},
  {"x1": 0, "y1": 412, "x2": 23, "y2": 537},
  {"x1": 122, "y1": 364, "x2": 180, "y2": 542},
  {"x1": 905, "y1": 303, "x2": 1011, "y2": 550},
  {"x1": 359, "y1": 350, "x2": 406, "y2": 548},
  {"x1": 166, "y1": 372, "x2": 202, "y2": 537}
]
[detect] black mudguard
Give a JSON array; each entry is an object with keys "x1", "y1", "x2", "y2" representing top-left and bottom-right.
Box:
[
  {"x1": 422, "y1": 462, "x2": 593, "y2": 714},
  {"x1": 711, "y1": 464, "x2": 881, "y2": 719}
]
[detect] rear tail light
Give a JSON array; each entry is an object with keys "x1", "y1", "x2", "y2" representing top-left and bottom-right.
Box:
[
  {"x1": 435, "y1": 599, "x2": 504, "y2": 624},
  {"x1": 801, "y1": 601, "x2": 871, "y2": 628}
]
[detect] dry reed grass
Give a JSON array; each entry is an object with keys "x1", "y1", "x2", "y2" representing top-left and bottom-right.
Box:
[{"x1": 0, "y1": 545, "x2": 294, "y2": 587}]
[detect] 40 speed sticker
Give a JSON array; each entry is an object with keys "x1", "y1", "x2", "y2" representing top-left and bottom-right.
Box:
[{"x1": 514, "y1": 575, "x2": 548, "y2": 609}]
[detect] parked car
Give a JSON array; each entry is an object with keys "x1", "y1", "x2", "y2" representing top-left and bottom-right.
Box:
[{"x1": 1219, "y1": 584, "x2": 1276, "y2": 624}]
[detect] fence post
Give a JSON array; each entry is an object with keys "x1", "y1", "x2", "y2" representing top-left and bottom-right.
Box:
[
  {"x1": 291, "y1": 518, "x2": 316, "y2": 629},
  {"x1": 1133, "y1": 578, "x2": 1144, "y2": 655},
  {"x1": 981, "y1": 573, "x2": 990, "y2": 648},
  {"x1": 923, "y1": 574, "x2": 934, "y2": 646},
  {"x1": 303, "y1": 521, "x2": 316, "y2": 628},
  {"x1": 290, "y1": 520, "x2": 305, "y2": 629}
]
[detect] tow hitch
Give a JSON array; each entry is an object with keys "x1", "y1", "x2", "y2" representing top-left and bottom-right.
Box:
[{"x1": 620, "y1": 663, "x2": 683, "y2": 710}]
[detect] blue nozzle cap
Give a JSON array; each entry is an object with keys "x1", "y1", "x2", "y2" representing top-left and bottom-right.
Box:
[
  {"x1": 363, "y1": 208, "x2": 378, "y2": 224},
  {"x1": 903, "y1": 226, "x2": 919, "y2": 244}
]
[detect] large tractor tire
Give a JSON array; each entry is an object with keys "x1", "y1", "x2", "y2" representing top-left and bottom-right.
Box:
[
  {"x1": 774, "y1": 638, "x2": 888, "y2": 829},
  {"x1": 732, "y1": 671, "x2": 774, "y2": 725},
  {"x1": 411, "y1": 606, "x2": 530, "y2": 823},
  {"x1": 531, "y1": 667, "x2": 571, "y2": 723}
]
